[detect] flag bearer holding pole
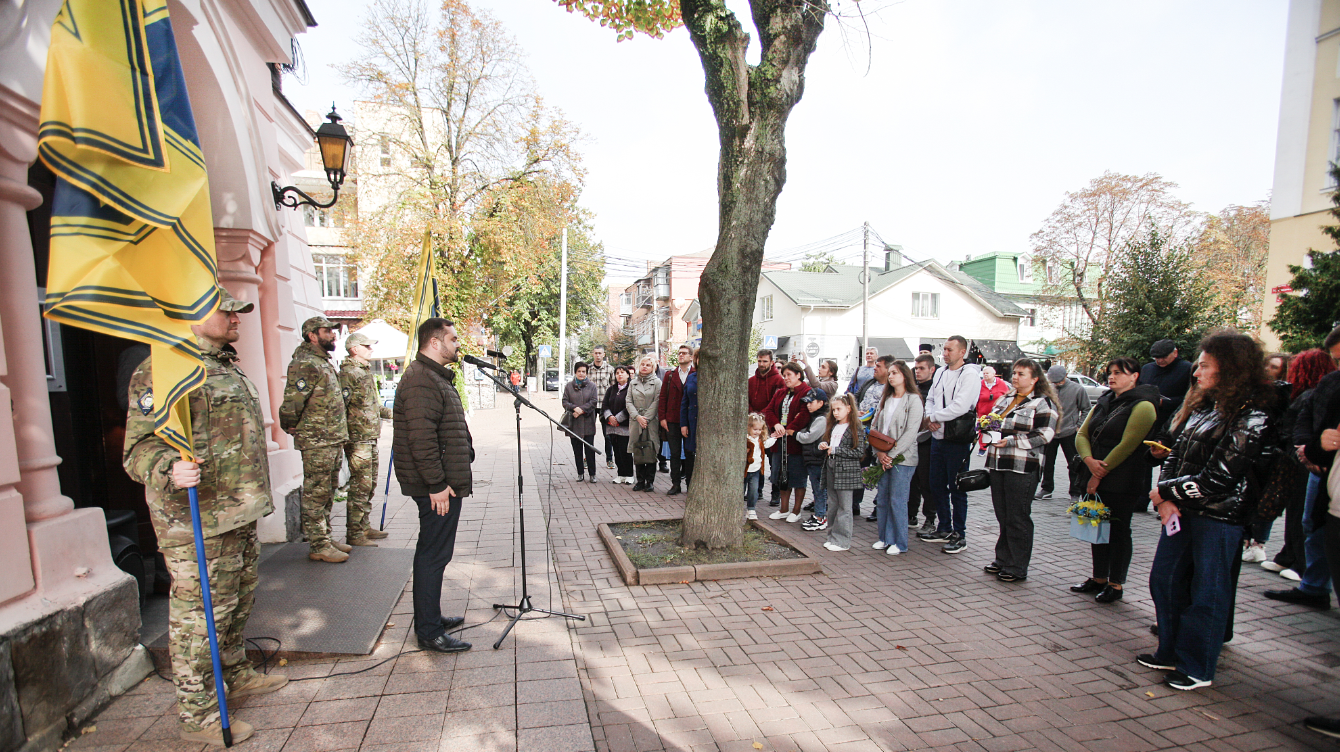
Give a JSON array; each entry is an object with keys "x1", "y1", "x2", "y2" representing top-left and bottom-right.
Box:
[{"x1": 123, "y1": 291, "x2": 289, "y2": 745}]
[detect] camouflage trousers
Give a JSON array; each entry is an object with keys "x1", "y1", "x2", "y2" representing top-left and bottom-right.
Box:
[
  {"x1": 163, "y1": 522, "x2": 260, "y2": 731},
  {"x1": 301, "y1": 444, "x2": 342, "y2": 551},
  {"x1": 343, "y1": 441, "x2": 377, "y2": 537}
]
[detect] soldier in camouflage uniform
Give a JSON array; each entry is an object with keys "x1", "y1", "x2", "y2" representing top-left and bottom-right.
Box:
[
  {"x1": 280, "y1": 316, "x2": 351, "y2": 562},
  {"x1": 123, "y1": 290, "x2": 288, "y2": 746},
  {"x1": 339, "y1": 331, "x2": 393, "y2": 546}
]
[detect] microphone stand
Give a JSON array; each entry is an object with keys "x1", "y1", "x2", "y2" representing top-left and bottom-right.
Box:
[{"x1": 471, "y1": 361, "x2": 588, "y2": 649}]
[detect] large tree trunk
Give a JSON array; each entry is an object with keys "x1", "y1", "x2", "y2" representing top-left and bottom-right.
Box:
[{"x1": 679, "y1": 0, "x2": 825, "y2": 549}]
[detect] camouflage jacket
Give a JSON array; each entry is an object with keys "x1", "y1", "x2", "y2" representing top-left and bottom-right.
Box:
[
  {"x1": 339, "y1": 356, "x2": 392, "y2": 443},
  {"x1": 279, "y1": 341, "x2": 348, "y2": 449},
  {"x1": 123, "y1": 340, "x2": 275, "y2": 550}
]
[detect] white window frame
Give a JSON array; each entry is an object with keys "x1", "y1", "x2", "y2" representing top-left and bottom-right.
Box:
[
  {"x1": 314, "y1": 253, "x2": 360, "y2": 300},
  {"x1": 760, "y1": 294, "x2": 773, "y2": 322},
  {"x1": 1024, "y1": 307, "x2": 1037, "y2": 327},
  {"x1": 379, "y1": 135, "x2": 391, "y2": 168},
  {"x1": 911, "y1": 292, "x2": 939, "y2": 319}
]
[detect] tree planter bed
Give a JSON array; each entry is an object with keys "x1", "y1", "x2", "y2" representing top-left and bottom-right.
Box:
[{"x1": 598, "y1": 518, "x2": 823, "y2": 586}]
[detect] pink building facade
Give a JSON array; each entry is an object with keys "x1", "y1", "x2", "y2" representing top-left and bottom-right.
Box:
[{"x1": 0, "y1": 1, "x2": 330, "y2": 748}]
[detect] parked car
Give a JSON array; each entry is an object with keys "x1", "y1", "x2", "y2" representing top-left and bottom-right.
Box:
[
  {"x1": 544, "y1": 369, "x2": 559, "y2": 391},
  {"x1": 1068, "y1": 373, "x2": 1109, "y2": 401},
  {"x1": 379, "y1": 382, "x2": 397, "y2": 410}
]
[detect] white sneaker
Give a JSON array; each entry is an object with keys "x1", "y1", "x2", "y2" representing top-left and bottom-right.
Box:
[
  {"x1": 1282, "y1": 568, "x2": 1302, "y2": 581},
  {"x1": 872, "y1": 541, "x2": 888, "y2": 550},
  {"x1": 1261, "y1": 561, "x2": 1286, "y2": 572},
  {"x1": 886, "y1": 546, "x2": 901, "y2": 555},
  {"x1": 746, "y1": 510, "x2": 758, "y2": 520},
  {"x1": 785, "y1": 513, "x2": 801, "y2": 523},
  {"x1": 1242, "y1": 543, "x2": 1267, "y2": 563},
  {"x1": 769, "y1": 511, "x2": 787, "y2": 520},
  {"x1": 823, "y1": 542, "x2": 849, "y2": 551}
]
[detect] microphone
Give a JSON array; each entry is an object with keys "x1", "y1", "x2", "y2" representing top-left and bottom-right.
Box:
[
  {"x1": 485, "y1": 349, "x2": 508, "y2": 359},
  {"x1": 461, "y1": 353, "x2": 502, "y2": 371}
]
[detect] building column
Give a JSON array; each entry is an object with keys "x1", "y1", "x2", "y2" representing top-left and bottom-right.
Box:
[
  {"x1": 0, "y1": 83, "x2": 114, "y2": 613},
  {"x1": 216, "y1": 228, "x2": 280, "y2": 452}
]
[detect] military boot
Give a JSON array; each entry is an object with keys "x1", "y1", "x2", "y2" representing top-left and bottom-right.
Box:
[
  {"x1": 309, "y1": 545, "x2": 349, "y2": 563},
  {"x1": 229, "y1": 670, "x2": 289, "y2": 699},
  {"x1": 331, "y1": 540, "x2": 353, "y2": 553},
  {"x1": 181, "y1": 719, "x2": 254, "y2": 747},
  {"x1": 365, "y1": 528, "x2": 389, "y2": 540},
  {"x1": 347, "y1": 535, "x2": 379, "y2": 547}
]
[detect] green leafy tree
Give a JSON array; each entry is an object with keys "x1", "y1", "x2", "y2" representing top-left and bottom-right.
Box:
[
  {"x1": 607, "y1": 327, "x2": 640, "y2": 366},
  {"x1": 1269, "y1": 166, "x2": 1340, "y2": 351},
  {"x1": 1269, "y1": 249, "x2": 1340, "y2": 352},
  {"x1": 1088, "y1": 228, "x2": 1228, "y2": 366},
  {"x1": 799, "y1": 250, "x2": 837, "y2": 273}
]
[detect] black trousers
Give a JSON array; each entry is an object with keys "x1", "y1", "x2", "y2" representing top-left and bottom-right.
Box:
[
  {"x1": 636, "y1": 462, "x2": 658, "y2": 486},
  {"x1": 570, "y1": 434, "x2": 596, "y2": 477},
  {"x1": 1041, "y1": 433, "x2": 1080, "y2": 495},
  {"x1": 990, "y1": 468, "x2": 1040, "y2": 578},
  {"x1": 609, "y1": 433, "x2": 633, "y2": 477},
  {"x1": 666, "y1": 422, "x2": 694, "y2": 483},
  {"x1": 412, "y1": 493, "x2": 464, "y2": 641},
  {"x1": 600, "y1": 418, "x2": 613, "y2": 463},
  {"x1": 1269, "y1": 485, "x2": 1307, "y2": 570},
  {"x1": 908, "y1": 441, "x2": 935, "y2": 522},
  {"x1": 1091, "y1": 493, "x2": 1139, "y2": 584}
]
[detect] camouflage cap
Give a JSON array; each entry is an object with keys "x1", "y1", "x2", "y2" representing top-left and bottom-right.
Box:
[
  {"x1": 302, "y1": 316, "x2": 337, "y2": 336},
  {"x1": 345, "y1": 332, "x2": 377, "y2": 350},
  {"x1": 217, "y1": 289, "x2": 254, "y2": 314}
]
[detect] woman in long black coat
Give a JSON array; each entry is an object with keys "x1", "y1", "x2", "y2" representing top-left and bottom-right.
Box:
[{"x1": 562, "y1": 361, "x2": 599, "y2": 482}]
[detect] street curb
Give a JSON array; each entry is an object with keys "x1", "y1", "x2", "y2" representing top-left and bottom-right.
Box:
[{"x1": 597, "y1": 519, "x2": 822, "y2": 586}]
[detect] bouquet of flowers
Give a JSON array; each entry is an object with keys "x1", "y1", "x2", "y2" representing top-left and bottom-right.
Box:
[
  {"x1": 977, "y1": 412, "x2": 1003, "y2": 445},
  {"x1": 861, "y1": 454, "x2": 905, "y2": 490},
  {"x1": 1066, "y1": 494, "x2": 1111, "y2": 544}
]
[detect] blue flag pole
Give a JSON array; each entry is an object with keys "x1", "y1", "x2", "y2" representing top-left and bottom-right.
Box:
[
  {"x1": 186, "y1": 479, "x2": 233, "y2": 747},
  {"x1": 379, "y1": 449, "x2": 393, "y2": 531}
]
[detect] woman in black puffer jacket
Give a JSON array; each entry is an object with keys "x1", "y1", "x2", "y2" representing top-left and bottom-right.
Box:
[{"x1": 1140, "y1": 330, "x2": 1277, "y2": 692}]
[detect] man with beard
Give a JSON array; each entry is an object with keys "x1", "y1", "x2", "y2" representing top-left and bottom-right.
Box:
[
  {"x1": 281, "y1": 316, "x2": 351, "y2": 562},
  {"x1": 749, "y1": 349, "x2": 787, "y2": 506}
]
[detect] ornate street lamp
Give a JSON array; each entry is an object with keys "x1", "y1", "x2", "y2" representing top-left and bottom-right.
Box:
[{"x1": 271, "y1": 104, "x2": 352, "y2": 210}]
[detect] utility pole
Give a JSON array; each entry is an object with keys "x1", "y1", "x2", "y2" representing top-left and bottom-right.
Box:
[
  {"x1": 862, "y1": 221, "x2": 870, "y2": 356},
  {"x1": 558, "y1": 227, "x2": 568, "y2": 387}
]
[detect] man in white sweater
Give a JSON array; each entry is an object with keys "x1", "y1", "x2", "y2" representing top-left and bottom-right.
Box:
[{"x1": 917, "y1": 335, "x2": 982, "y2": 554}]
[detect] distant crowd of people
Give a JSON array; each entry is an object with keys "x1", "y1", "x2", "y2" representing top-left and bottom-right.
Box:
[{"x1": 562, "y1": 325, "x2": 1340, "y2": 740}]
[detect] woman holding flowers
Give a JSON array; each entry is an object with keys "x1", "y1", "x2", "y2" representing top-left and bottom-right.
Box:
[
  {"x1": 983, "y1": 359, "x2": 1059, "y2": 583},
  {"x1": 1070, "y1": 358, "x2": 1161, "y2": 603},
  {"x1": 870, "y1": 361, "x2": 922, "y2": 554}
]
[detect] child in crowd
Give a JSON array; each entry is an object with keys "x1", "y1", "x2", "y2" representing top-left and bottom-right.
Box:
[
  {"x1": 745, "y1": 413, "x2": 776, "y2": 521},
  {"x1": 798, "y1": 389, "x2": 830, "y2": 530},
  {"x1": 820, "y1": 394, "x2": 867, "y2": 551}
]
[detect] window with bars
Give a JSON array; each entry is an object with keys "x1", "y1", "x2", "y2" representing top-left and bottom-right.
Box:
[
  {"x1": 911, "y1": 292, "x2": 939, "y2": 319},
  {"x1": 314, "y1": 254, "x2": 359, "y2": 300}
]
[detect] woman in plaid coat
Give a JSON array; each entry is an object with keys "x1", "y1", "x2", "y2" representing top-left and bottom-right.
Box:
[{"x1": 983, "y1": 359, "x2": 1060, "y2": 583}]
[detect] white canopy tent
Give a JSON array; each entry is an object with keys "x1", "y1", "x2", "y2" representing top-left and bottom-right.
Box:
[{"x1": 334, "y1": 319, "x2": 409, "y2": 362}]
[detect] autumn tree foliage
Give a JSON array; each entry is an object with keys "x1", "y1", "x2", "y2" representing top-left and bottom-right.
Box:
[
  {"x1": 1193, "y1": 201, "x2": 1270, "y2": 331},
  {"x1": 343, "y1": 0, "x2": 585, "y2": 332},
  {"x1": 557, "y1": 0, "x2": 827, "y2": 549}
]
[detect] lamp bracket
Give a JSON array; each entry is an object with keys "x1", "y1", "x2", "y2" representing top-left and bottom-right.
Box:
[{"x1": 272, "y1": 181, "x2": 339, "y2": 211}]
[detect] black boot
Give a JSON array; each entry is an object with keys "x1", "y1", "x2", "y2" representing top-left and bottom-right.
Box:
[{"x1": 667, "y1": 482, "x2": 682, "y2": 496}]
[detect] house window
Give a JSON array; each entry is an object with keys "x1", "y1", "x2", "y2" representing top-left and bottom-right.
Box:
[
  {"x1": 303, "y1": 206, "x2": 316, "y2": 227},
  {"x1": 1017, "y1": 255, "x2": 1033, "y2": 283},
  {"x1": 379, "y1": 135, "x2": 391, "y2": 168},
  {"x1": 760, "y1": 294, "x2": 773, "y2": 322},
  {"x1": 1024, "y1": 307, "x2": 1037, "y2": 327},
  {"x1": 911, "y1": 292, "x2": 939, "y2": 319},
  {"x1": 314, "y1": 254, "x2": 359, "y2": 299}
]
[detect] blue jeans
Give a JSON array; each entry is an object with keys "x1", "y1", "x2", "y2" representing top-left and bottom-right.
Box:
[
  {"x1": 876, "y1": 464, "x2": 914, "y2": 551},
  {"x1": 807, "y1": 465, "x2": 827, "y2": 517},
  {"x1": 745, "y1": 471, "x2": 762, "y2": 510},
  {"x1": 1300, "y1": 473, "x2": 1331, "y2": 595},
  {"x1": 1148, "y1": 514, "x2": 1244, "y2": 681},
  {"x1": 929, "y1": 439, "x2": 973, "y2": 537}
]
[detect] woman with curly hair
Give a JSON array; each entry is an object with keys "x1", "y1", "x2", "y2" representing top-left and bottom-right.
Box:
[{"x1": 1139, "y1": 330, "x2": 1278, "y2": 691}]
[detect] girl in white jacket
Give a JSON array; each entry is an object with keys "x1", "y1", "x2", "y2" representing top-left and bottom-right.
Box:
[{"x1": 745, "y1": 413, "x2": 777, "y2": 520}]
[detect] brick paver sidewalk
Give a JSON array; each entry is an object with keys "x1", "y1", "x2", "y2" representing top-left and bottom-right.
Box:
[{"x1": 71, "y1": 392, "x2": 1340, "y2": 751}]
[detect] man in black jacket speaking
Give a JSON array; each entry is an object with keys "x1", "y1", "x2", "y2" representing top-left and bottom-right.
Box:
[{"x1": 393, "y1": 318, "x2": 474, "y2": 653}]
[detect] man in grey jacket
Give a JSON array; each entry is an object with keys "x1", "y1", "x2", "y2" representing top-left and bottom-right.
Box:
[{"x1": 1039, "y1": 365, "x2": 1091, "y2": 501}]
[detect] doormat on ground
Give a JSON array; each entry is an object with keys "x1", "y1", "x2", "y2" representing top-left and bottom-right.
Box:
[{"x1": 150, "y1": 542, "x2": 413, "y2": 656}]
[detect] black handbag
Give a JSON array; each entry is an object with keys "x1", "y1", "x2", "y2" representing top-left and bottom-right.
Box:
[
  {"x1": 943, "y1": 413, "x2": 976, "y2": 444},
  {"x1": 955, "y1": 468, "x2": 990, "y2": 492}
]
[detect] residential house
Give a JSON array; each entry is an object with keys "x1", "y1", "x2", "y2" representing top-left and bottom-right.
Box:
[
  {"x1": 955, "y1": 251, "x2": 1087, "y2": 359},
  {"x1": 1262, "y1": 0, "x2": 1340, "y2": 347},
  {"x1": 753, "y1": 249, "x2": 1028, "y2": 382}
]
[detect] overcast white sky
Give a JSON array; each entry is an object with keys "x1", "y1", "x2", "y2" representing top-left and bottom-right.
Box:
[{"x1": 285, "y1": 0, "x2": 1289, "y2": 285}]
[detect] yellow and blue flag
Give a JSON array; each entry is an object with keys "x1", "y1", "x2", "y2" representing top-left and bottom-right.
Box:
[
  {"x1": 401, "y1": 232, "x2": 469, "y2": 410},
  {"x1": 38, "y1": 0, "x2": 220, "y2": 456}
]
